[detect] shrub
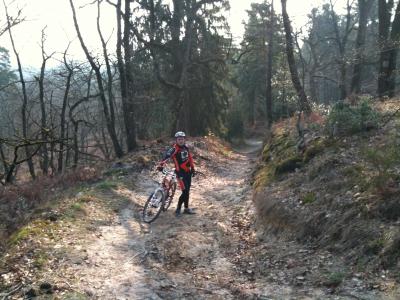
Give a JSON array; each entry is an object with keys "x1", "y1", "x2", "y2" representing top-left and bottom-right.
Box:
[
  {"x1": 326, "y1": 100, "x2": 379, "y2": 136},
  {"x1": 301, "y1": 192, "x2": 316, "y2": 204},
  {"x1": 363, "y1": 141, "x2": 400, "y2": 196}
]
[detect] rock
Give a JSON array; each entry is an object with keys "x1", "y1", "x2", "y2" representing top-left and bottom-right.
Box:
[
  {"x1": 39, "y1": 282, "x2": 52, "y2": 290},
  {"x1": 296, "y1": 276, "x2": 305, "y2": 281},
  {"x1": 85, "y1": 289, "x2": 94, "y2": 296},
  {"x1": 25, "y1": 288, "x2": 39, "y2": 298}
]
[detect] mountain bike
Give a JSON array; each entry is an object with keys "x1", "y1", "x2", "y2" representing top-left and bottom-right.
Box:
[{"x1": 142, "y1": 168, "x2": 177, "y2": 223}]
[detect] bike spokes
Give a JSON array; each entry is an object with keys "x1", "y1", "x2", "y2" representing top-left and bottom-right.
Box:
[{"x1": 142, "y1": 189, "x2": 164, "y2": 223}]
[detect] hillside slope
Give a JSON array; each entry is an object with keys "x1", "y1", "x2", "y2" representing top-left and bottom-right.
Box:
[
  {"x1": 254, "y1": 99, "x2": 400, "y2": 292},
  {"x1": 0, "y1": 133, "x2": 398, "y2": 299}
]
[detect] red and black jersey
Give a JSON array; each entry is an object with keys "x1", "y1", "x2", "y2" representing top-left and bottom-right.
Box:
[{"x1": 162, "y1": 144, "x2": 194, "y2": 174}]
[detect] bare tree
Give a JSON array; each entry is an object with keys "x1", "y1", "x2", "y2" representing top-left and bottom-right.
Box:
[
  {"x1": 3, "y1": 0, "x2": 36, "y2": 179},
  {"x1": 57, "y1": 43, "x2": 74, "y2": 173},
  {"x1": 69, "y1": 0, "x2": 124, "y2": 158},
  {"x1": 0, "y1": 2, "x2": 24, "y2": 37},
  {"x1": 37, "y1": 27, "x2": 54, "y2": 175},
  {"x1": 281, "y1": 0, "x2": 312, "y2": 113}
]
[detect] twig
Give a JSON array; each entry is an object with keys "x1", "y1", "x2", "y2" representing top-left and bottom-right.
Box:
[
  {"x1": 0, "y1": 283, "x2": 23, "y2": 300},
  {"x1": 126, "y1": 250, "x2": 148, "y2": 263}
]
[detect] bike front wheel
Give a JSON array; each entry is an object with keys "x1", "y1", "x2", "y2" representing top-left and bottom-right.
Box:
[
  {"x1": 163, "y1": 182, "x2": 176, "y2": 211},
  {"x1": 142, "y1": 187, "x2": 165, "y2": 223}
]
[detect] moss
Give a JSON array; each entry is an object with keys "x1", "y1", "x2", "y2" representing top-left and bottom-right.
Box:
[
  {"x1": 64, "y1": 202, "x2": 87, "y2": 220},
  {"x1": 33, "y1": 250, "x2": 49, "y2": 269},
  {"x1": 96, "y1": 180, "x2": 118, "y2": 190},
  {"x1": 62, "y1": 292, "x2": 89, "y2": 300},
  {"x1": 253, "y1": 165, "x2": 275, "y2": 191},
  {"x1": 103, "y1": 168, "x2": 130, "y2": 176},
  {"x1": 364, "y1": 238, "x2": 385, "y2": 256},
  {"x1": 301, "y1": 192, "x2": 316, "y2": 204},
  {"x1": 303, "y1": 138, "x2": 327, "y2": 162},
  {"x1": 8, "y1": 227, "x2": 31, "y2": 245},
  {"x1": 8, "y1": 220, "x2": 54, "y2": 245},
  {"x1": 275, "y1": 156, "x2": 303, "y2": 175},
  {"x1": 324, "y1": 271, "x2": 346, "y2": 287},
  {"x1": 262, "y1": 132, "x2": 296, "y2": 162},
  {"x1": 381, "y1": 236, "x2": 400, "y2": 268}
]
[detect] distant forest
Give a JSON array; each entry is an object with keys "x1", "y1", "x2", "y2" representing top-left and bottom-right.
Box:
[{"x1": 0, "y1": 0, "x2": 399, "y2": 183}]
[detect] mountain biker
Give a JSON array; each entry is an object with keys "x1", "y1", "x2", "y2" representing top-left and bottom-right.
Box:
[{"x1": 158, "y1": 131, "x2": 196, "y2": 217}]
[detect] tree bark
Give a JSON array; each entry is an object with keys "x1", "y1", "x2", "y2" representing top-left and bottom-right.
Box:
[
  {"x1": 38, "y1": 28, "x2": 52, "y2": 175},
  {"x1": 123, "y1": 0, "x2": 137, "y2": 151},
  {"x1": 351, "y1": 0, "x2": 374, "y2": 94},
  {"x1": 378, "y1": 0, "x2": 395, "y2": 97},
  {"x1": 281, "y1": 0, "x2": 311, "y2": 113},
  {"x1": 265, "y1": 1, "x2": 274, "y2": 128},
  {"x1": 114, "y1": 0, "x2": 137, "y2": 152},
  {"x1": 58, "y1": 45, "x2": 73, "y2": 173},
  {"x1": 387, "y1": 1, "x2": 400, "y2": 97}
]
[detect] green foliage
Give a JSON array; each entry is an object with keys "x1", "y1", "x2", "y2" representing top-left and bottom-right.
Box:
[
  {"x1": 33, "y1": 250, "x2": 49, "y2": 269},
  {"x1": 225, "y1": 108, "x2": 244, "y2": 140},
  {"x1": 324, "y1": 271, "x2": 346, "y2": 287},
  {"x1": 64, "y1": 202, "x2": 87, "y2": 219},
  {"x1": 326, "y1": 100, "x2": 380, "y2": 136},
  {"x1": 0, "y1": 47, "x2": 16, "y2": 87},
  {"x1": 303, "y1": 138, "x2": 327, "y2": 162},
  {"x1": 96, "y1": 180, "x2": 118, "y2": 190},
  {"x1": 232, "y1": 2, "x2": 297, "y2": 126},
  {"x1": 8, "y1": 220, "x2": 54, "y2": 245},
  {"x1": 275, "y1": 155, "x2": 303, "y2": 174},
  {"x1": 363, "y1": 140, "x2": 400, "y2": 195},
  {"x1": 301, "y1": 192, "x2": 316, "y2": 204},
  {"x1": 365, "y1": 238, "x2": 385, "y2": 255}
]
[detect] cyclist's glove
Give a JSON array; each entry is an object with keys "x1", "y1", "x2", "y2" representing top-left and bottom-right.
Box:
[{"x1": 191, "y1": 169, "x2": 196, "y2": 177}]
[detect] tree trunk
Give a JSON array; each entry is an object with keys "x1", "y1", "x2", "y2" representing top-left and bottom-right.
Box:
[
  {"x1": 123, "y1": 0, "x2": 137, "y2": 151},
  {"x1": 58, "y1": 48, "x2": 73, "y2": 173},
  {"x1": 387, "y1": 2, "x2": 400, "y2": 97},
  {"x1": 281, "y1": 0, "x2": 311, "y2": 113},
  {"x1": 351, "y1": 0, "x2": 374, "y2": 94},
  {"x1": 38, "y1": 30, "x2": 50, "y2": 175},
  {"x1": 378, "y1": 0, "x2": 395, "y2": 97},
  {"x1": 115, "y1": 0, "x2": 137, "y2": 152},
  {"x1": 266, "y1": 1, "x2": 274, "y2": 128},
  {"x1": 4, "y1": 4, "x2": 36, "y2": 180}
]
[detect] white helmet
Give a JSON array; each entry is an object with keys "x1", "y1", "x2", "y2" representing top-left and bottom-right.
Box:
[{"x1": 174, "y1": 131, "x2": 186, "y2": 138}]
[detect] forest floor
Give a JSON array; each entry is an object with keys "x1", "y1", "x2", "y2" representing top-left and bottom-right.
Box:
[{"x1": 1, "y1": 136, "x2": 399, "y2": 299}]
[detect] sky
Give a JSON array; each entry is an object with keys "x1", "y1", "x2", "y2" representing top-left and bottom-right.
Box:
[{"x1": 0, "y1": 0, "x2": 347, "y2": 69}]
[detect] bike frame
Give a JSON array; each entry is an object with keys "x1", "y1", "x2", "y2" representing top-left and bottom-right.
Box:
[{"x1": 161, "y1": 169, "x2": 177, "y2": 195}]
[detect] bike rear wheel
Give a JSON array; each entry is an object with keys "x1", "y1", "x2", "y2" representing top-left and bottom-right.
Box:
[
  {"x1": 163, "y1": 182, "x2": 176, "y2": 211},
  {"x1": 142, "y1": 188, "x2": 165, "y2": 223}
]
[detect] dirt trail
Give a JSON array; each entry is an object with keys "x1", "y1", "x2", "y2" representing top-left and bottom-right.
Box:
[{"x1": 48, "y1": 139, "x2": 397, "y2": 299}]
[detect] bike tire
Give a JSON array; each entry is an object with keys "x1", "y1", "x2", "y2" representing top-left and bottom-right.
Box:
[
  {"x1": 163, "y1": 182, "x2": 176, "y2": 211},
  {"x1": 142, "y1": 188, "x2": 165, "y2": 223}
]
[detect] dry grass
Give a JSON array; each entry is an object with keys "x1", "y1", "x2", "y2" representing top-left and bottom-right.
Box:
[{"x1": 0, "y1": 166, "x2": 101, "y2": 247}]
